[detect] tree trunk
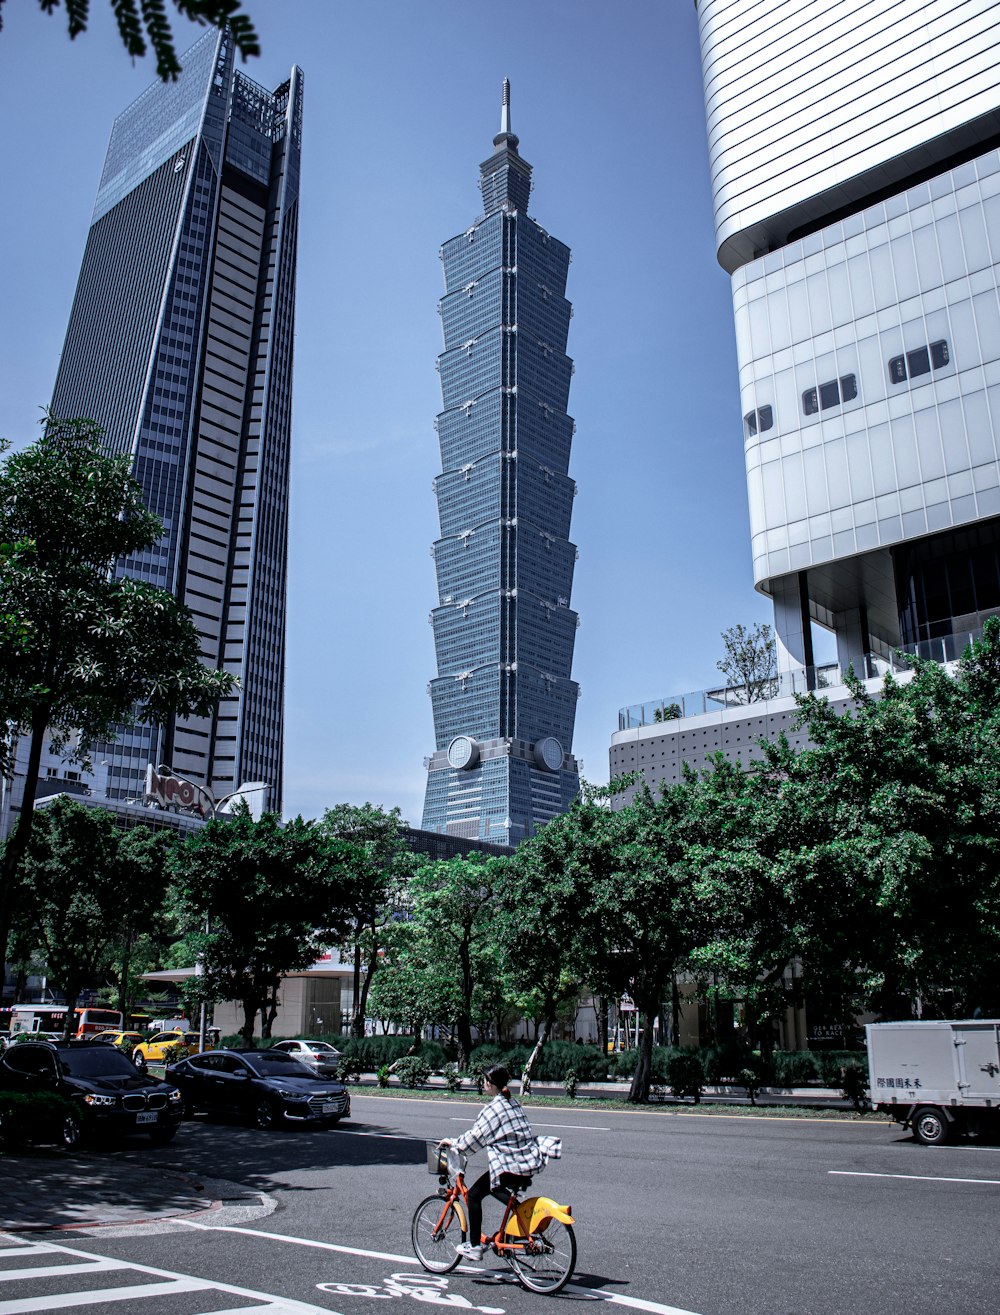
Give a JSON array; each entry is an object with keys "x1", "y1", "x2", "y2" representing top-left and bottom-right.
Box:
[
  {"x1": 262, "y1": 994, "x2": 279, "y2": 1038},
  {"x1": 0, "y1": 711, "x2": 48, "y2": 968},
  {"x1": 351, "y1": 934, "x2": 364, "y2": 1038},
  {"x1": 356, "y1": 957, "x2": 377, "y2": 1038},
  {"x1": 520, "y1": 1010, "x2": 553, "y2": 1095},
  {"x1": 596, "y1": 996, "x2": 609, "y2": 1058},
  {"x1": 671, "y1": 977, "x2": 681, "y2": 1047},
  {"x1": 627, "y1": 1001, "x2": 657, "y2": 1104},
  {"x1": 456, "y1": 1014, "x2": 474, "y2": 1069},
  {"x1": 61, "y1": 985, "x2": 81, "y2": 1040},
  {"x1": 240, "y1": 997, "x2": 257, "y2": 1045}
]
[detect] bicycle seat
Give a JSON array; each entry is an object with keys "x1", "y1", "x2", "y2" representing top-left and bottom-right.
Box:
[{"x1": 494, "y1": 1173, "x2": 533, "y2": 1200}]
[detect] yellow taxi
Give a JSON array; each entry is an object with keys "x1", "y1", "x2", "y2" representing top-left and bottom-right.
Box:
[
  {"x1": 132, "y1": 1030, "x2": 211, "y2": 1069},
  {"x1": 93, "y1": 1030, "x2": 146, "y2": 1057}
]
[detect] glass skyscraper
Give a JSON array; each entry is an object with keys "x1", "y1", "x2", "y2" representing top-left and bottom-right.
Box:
[
  {"x1": 422, "y1": 84, "x2": 581, "y2": 846},
  {"x1": 50, "y1": 29, "x2": 302, "y2": 813}
]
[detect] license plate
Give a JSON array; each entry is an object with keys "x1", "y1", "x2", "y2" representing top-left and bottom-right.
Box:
[
  {"x1": 322, "y1": 1102, "x2": 338, "y2": 1114},
  {"x1": 136, "y1": 1111, "x2": 158, "y2": 1124}
]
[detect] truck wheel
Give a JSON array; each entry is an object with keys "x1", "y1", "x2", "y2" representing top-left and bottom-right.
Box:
[{"x1": 912, "y1": 1105, "x2": 951, "y2": 1146}]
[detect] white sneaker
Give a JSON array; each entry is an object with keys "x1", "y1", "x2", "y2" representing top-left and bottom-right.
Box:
[{"x1": 455, "y1": 1242, "x2": 486, "y2": 1261}]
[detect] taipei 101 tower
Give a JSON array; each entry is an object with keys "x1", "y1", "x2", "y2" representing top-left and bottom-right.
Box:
[{"x1": 421, "y1": 83, "x2": 581, "y2": 846}]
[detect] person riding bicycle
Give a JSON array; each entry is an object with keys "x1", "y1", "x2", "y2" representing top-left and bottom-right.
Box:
[{"x1": 439, "y1": 1064, "x2": 555, "y2": 1262}]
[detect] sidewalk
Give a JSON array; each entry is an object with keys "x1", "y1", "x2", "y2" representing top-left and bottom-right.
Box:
[{"x1": 0, "y1": 1153, "x2": 225, "y2": 1232}]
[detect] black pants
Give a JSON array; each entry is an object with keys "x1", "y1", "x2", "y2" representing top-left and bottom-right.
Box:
[{"x1": 466, "y1": 1171, "x2": 529, "y2": 1246}]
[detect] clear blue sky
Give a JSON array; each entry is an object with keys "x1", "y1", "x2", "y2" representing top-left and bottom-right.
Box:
[{"x1": 0, "y1": 0, "x2": 780, "y2": 826}]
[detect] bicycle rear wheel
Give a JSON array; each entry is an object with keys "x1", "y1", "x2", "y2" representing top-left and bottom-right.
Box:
[
  {"x1": 506, "y1": 1219, "x2": 576, "y2": 1294},
  {"x1": 411, "y1": 1195, "x2": 466, "y2": 1273}
]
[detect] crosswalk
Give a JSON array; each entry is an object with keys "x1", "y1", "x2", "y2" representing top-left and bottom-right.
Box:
[{"x1": 0, "y1": 1235, "x2": 337, "y2": 1315}]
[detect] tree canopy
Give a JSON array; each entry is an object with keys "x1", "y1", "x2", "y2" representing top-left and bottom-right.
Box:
[
  {"x1": 13, "y1": 796, "x2": 173, "y2": 1036},
  {"x1": 169, "y1": 808, "x2": 362, "y2": 1041},
  {"x1": 1, "y1": 0, "x2": 259, "y2": 81},
  {"x1": 0, "y1": 417, "x2": 236, "y2": 967}
]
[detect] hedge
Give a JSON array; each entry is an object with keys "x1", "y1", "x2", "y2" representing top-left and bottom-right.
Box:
[{"x1": 0, "y1": 1091, "x2": 78, "y2": 1149}]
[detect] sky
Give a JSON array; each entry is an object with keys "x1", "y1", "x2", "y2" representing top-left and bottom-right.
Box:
[{"x1": 0, "y1": 0, "x2": 781, "y2": 827}]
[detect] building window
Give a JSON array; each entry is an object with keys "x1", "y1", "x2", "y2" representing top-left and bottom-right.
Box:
[
  {"x1": 888, "y1": 340, "x2": 950, "y2": 385},
  {"x1": 743, "y1": 404, "x2": 774, "y2": 438},
  {"x1": 803, "y1": 374, "x2": 857, "y2": 416}
]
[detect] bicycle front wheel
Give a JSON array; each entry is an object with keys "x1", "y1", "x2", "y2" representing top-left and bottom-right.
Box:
[
  {"x1": 506, "y1": 1219, "x2": 576, "y2": 1294},
  {"x1": 411, "y1": 1195, "x2": 466, "y2": 1273}
]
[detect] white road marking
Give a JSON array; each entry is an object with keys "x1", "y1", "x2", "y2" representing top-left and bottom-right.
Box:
[
  {"x1": 448, "y1": 1118, "x2": 609, "y2": 1131},
  {"x1": 176, "y1": 1218, "x2": 417, "y2": 1264},
  {"x1": 329, "y1": 1130, "x2": 421, "y2": 1142},
  {"x1": 829, "y1": 1170, "x2": 1000, "y2": 1185},
  {"x1": 176, "y1": 1220, "x2": 707, "y2": 1315},
  {"x1": 0, "y1": 1260, "x2": 129, "y2": 1282},
  {"x1": 0, "y1": 1237, "x2": 336, "y2": 1315}
]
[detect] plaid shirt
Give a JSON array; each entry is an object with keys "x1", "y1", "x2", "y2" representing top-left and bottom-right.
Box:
[{"x1": 454, "y1": 1093, "x2": 545, "y2": 1188}]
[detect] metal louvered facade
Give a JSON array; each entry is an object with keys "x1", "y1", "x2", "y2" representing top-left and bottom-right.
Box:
[
  {"x1": 421, "y1": 86, "x2": 581, "y2": 847},
  {"x1": 50, "y1": 29, "x2": 302, "y2": 813}
]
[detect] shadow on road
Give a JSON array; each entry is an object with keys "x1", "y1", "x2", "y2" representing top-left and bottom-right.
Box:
[{"x1": 115, "y1": 1113, "x2": 426, "y2": 1197}]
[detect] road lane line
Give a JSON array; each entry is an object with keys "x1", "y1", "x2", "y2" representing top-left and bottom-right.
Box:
[
  {"x1": 176, "y1": 1220, "x2": 707, "y2": 1315},
  {"x1": 175, "y1": 1219, "x2": 416, "y2": 1264},
  {"x1": 448, "y1": 1117, "x2": 609, "y2": 1131},
  {"x1": 829, "y1": 1170, "x2": 1000, "y2": 1184},
  {"x1": 329, "y1": 1130, "x2": 422, "y2": 1142}
]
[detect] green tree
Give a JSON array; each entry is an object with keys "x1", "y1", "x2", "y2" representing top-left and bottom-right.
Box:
[
  {"x1": 317, "y1": 803, "x2": 415, "y2": 1039},
  {"x1": 493, "y1": 846, "x2": 584, "y2": 1093},
  {"x1": 366, "y1": 916, "x2": 444, "y2": 1043},
  {"x1": 14, "y1": 797, "x2": 173, "y2": 1036},
  {"x1": 0, "y1": 417, "x2": 236, "y2": 972},
  {"x1": 1, "y1": 1, "x2": 259, "y2": 81},
  {"x1": 367, "y1": 856, "x2": 501, "y2": 1066},
  {"x1": 717, "y1": 622, "x2": 777, "y2": 703},
  {"x1": 169, "y1": 809, "x2": 361, "y2": 1042}
]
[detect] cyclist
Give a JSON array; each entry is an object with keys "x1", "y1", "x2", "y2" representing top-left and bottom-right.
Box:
[{"x1": 439, "y1": 1064, "x2": 550, "y2": 1262}]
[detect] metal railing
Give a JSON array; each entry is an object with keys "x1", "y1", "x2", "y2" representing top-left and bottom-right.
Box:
[{"x1": 617, "y1": 628, "x2": 985, "y2": 731}]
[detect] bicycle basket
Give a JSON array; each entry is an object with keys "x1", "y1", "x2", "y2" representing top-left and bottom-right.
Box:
[{"x1": 426, "y1": 1141, "x2": 448, "y2": 1176}]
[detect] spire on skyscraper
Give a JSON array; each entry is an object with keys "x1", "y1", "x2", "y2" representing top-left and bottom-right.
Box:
[
  {"x1": 495, "y1": 78, "x2": 518, "y2": 148},
  {"x1": 481, "y1": 77, "x2": 530, "y2": 215}
]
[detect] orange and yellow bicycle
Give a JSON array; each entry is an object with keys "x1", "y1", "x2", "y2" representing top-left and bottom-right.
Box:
[{"x1": 411, "y1": 1143, "x2": 576, "y2": 1295}]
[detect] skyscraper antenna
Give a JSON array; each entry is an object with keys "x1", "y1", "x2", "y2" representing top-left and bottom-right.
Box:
[{"x1": 501, "y1": 78, "x2": 511, "y2": 136}]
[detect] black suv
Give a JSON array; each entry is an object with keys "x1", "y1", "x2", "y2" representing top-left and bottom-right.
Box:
[
  {"x1": 167, "y1": 1048, "x2": 351, "y2": 1129},
  {"x1": 0, "y1": 1040, "x2": 184, "y2": 1145}
]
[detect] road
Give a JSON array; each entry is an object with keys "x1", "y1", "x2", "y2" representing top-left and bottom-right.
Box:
[{"x1": 2, "y1": 1093, "x2": 998, "y2": 1314}]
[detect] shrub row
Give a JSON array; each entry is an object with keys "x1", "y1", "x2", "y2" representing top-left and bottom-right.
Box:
[
  {"x1": 217, "y1": 1032, "x2": 866, "y2": 1091},
  {"x1": 0, "y1": 1091, "x2": 77, "y2": 1149}
]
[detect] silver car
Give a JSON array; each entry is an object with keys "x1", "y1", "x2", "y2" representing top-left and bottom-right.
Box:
[{"x1": 269, "y1": 1039, "x2": 342, "y2": 1077}]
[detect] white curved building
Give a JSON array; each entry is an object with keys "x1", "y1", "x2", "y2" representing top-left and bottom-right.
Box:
[{"x1": 611, "y1": 0, "x2": 1000, "y2": 799}]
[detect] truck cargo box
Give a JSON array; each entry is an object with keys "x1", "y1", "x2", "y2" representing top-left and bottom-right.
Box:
[{"x1": 866, "y1": 1020, "x2": 1000, "y2": 1144}]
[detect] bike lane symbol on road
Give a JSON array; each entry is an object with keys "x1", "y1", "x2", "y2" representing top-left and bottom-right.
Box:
[{"x1": 317, "y1": 1270, "x2": 504, "y2": 1311}]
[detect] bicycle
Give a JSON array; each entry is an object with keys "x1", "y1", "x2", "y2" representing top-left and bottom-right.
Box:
[{"x1": 411, "y1": 1142, "x2": 577, "y2": 1295}]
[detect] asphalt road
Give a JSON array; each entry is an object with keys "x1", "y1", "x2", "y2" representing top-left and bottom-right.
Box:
[{"x1": 2, "y1": 1093, "x2": 999, "y2": 1314}]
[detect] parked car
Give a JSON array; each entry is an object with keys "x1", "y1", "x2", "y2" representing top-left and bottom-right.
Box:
[
  {"x1": 269, "y1": 1039, "x2": 342, "y2": 1076},
  {"x1": 93, "y1": 1030, "x2": 146, "y2": 1057},
  {"x1": 0, "y1": 1039, "x2": 184, "y2": 1145},
  {"x1": 166, "y1": 1048, "x2": 351, "y2": 1130},
  {"x1": 133, "y1": 1030, "x2": 208, "y2": 1069}
]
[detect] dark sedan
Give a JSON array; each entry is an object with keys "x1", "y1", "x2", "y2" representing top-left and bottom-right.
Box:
[
  {"x1": 166, "y1": 1048, "x2": 351, "y2": 1130},
  {"x1": 0, "y1": 1039, "x2": 184, "y2": 1145}
]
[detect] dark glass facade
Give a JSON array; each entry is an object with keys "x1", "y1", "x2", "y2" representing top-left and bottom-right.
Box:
[
  {"x1": 422, "y1": 90, "x2": 581, "y2": 846},
  {"x1": 50, "y1": 30, "x2": 302, "y2": 812}
]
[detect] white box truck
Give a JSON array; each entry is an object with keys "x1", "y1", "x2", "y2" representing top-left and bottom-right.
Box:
[{"x1": 866, "y1": 1019, "x2": 1000, "y2": 1144}]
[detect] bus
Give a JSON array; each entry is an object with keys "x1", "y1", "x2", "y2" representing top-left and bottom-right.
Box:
[{"x1": 7, "y1": 1004, "x2": 123, "y2": 1038}]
